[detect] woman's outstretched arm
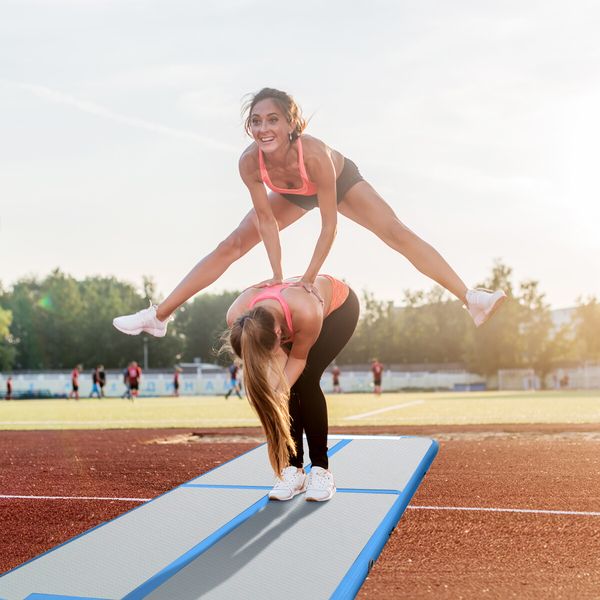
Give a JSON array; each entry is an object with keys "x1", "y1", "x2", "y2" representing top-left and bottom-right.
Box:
[
  {"x1": 240, "y1": 152, "x2": 284, "y2": 284},
  {"x1": 281, "y1": 317, "x2": 322, "y2": 388},
  {"x1": 299, "y1": 144, "x2": 338, "y2": 290}
]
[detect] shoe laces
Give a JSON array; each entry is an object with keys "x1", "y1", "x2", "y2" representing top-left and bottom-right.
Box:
[
  {"x1": 273, "y1": 466, "x2": 302, "y2": 489},
  {"x1": 308, "y1": 468, "x2": 332, "y2": 489},
  {"x1": 133, "y1": 300, "x2": 155, "y2": 316},
  {"x1": 144, "y1": 300, "x2": 173, "y2": 323},
  {"x1": 467, "y1": 288, "x2": 494, "y2": 310}
]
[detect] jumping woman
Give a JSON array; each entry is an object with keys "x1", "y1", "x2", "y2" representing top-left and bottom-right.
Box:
[
  {"x1": 114, "y1": 87, "x2": 505, "y2": 336},
  {"x1": 222, "y1": 274, "x2": 359, "y2": 502}
]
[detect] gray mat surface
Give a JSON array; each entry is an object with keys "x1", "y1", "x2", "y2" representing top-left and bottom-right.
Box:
[
  {"x1": 331, "y1": 436, "x2": 434, "y2": 490},
  {"x1": 147, "y1": 492, "x2": 397, "y2": 600},
  {"x1": 0, "y1": 488, "x2": 267, "y2": 600}
]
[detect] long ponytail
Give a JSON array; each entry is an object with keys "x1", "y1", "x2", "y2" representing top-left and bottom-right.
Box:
[{"x1": 221, "y1": 307, "x2": 296, "y2": 475}]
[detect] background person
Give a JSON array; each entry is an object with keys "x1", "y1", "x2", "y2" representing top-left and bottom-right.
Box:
[
  {"x1": 222, "y1": 273, "x2": 359, "y2": 503},
  {"x1": 113, "y1": 88, "x2": 505, "y2": 339},
  {"x1": 90, "y1": 367, "x2": 102, "y2": 398},
  {"x1": 5, "y1": 376, "x2": 12, "y2": 400},
  {"x1": 121, "y1": 365, "x2": 131, "y2": 399},
  {"x1": 371, "y1": 359, "x2": 384, "y2": 395},
  {"x1": 126, "y1": 361, "x2": 142, "y2": 402},
  {"x1": 332, "y1": 365, "x2": 342, "y2": 393},
  {"x1": 224, "y1": 362, "x2": 243, "y2": 399},
  {"x1": 69, "y1": 364, "x2": 82, "y2": 400},
  {"x1": 98, "y1": 365, "x2": 106, "y2": 398},
  {"x1": 173, "y1": 366, "x2": 182, "y2": 397}
]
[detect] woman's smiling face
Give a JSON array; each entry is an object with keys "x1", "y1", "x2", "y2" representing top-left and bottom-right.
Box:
[{"x1": 250, "y1": 98, "x2": 293, "y2": 153}]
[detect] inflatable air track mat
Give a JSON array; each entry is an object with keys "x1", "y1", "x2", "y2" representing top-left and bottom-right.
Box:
[{"x1": 0, "y1": 435, "x2": 438, "y2": 600}]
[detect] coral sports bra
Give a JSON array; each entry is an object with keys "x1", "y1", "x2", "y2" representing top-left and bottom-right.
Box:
[
  {"x1": 248, "y1": 283, "x2": 296, "y2": 342},
  {"x1": 258, "y1": 137, "x2": 318, "y2": 196},
  {"x1": 247, "y1": 276, "x2": 350, "y2": 343}
]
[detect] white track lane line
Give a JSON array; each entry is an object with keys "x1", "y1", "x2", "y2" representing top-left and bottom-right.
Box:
[
  {"x1": 408, "y1": 505, "x2": 600, "y2": 517},
  {"x1": 0, "y1": 494, "x2": 151, "y2": 501},
  {"x1": 344, "y1": 400, "x2": 425, "y2": 420},
  {"x1": 3, "y1": 495, "x2": 599, "y2": 517}
]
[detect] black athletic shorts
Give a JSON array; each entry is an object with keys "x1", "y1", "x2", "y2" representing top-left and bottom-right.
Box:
[{"x1": 281, "y1": 156, "x2": 364, "y2": 211}]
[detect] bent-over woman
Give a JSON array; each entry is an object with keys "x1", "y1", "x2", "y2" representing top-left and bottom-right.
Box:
[{"x1": 222, "y1": 274, "x2": 359, "y2": 502}]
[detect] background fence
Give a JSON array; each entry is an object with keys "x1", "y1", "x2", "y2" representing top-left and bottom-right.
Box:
[{"x1": 2, "y1": 363, "x2": 598, "y2": 399}]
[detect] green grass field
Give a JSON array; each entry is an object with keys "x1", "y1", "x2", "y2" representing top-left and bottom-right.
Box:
[{"x1": 1, "y1": 390, "x2": 599, "y2": 430}]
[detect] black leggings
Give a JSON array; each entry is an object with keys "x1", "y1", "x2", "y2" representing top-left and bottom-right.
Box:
[{"x1": 288, "y1": 288, "x2": 359, "y2": 470}]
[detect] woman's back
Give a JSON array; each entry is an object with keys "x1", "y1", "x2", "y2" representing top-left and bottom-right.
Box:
[{"x1": 227, "y1": 275, "x2": 346, "y2": 335}]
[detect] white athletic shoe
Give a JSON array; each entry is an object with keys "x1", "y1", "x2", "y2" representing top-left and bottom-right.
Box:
[
  {"x1": 305, "y1": 467, "x2": 335, "y2": 502},
  {"x1": 268, "y1": 466, "x2": 307, "y2": 501},
  {"x1": 465, "y1": 289, "x2": 507, "y2": 327},
  {"x1": 112, "y1": 302, "x2": 169, "y2": 337}
]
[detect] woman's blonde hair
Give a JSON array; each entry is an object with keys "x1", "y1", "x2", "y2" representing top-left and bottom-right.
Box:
[
  {"x1": 242, "y1": 87, "x2": 307, "y2": 141},
  {"x1": 221, "y1": 307, "x2": 296, "y2": 475}
]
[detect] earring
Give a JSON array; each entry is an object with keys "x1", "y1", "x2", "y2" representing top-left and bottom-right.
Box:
[{"x1": 288, "y1": 132, "x2": 294, "y2": 142}]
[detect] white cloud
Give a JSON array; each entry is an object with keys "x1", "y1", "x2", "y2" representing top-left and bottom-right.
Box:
[
  {"x1": 0, "y1": 79, "x2": 237, "y2": 153},
  {"x1": 88, "y1": 64, "x2": 226, "y2": 92},
  {"x1": 177, "y1": 89, "x2": 241, "y2": 121}
]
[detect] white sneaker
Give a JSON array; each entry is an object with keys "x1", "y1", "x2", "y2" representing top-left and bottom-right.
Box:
[
  {"x1": 113, "y1": 302, "x2": 169, "y2": 337},
  {"x1": 268, "y1": 466, "x2": 307, "y2": 501},
  {"x1": 305, "y1": 467, "x2": 335, "y2": 502},
  {"x1": 465, "y1": 289, "x2": 507, "y2": 327}
]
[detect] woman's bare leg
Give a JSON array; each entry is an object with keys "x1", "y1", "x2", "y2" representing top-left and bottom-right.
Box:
[
  {"x1": 338, "y1": 182, "x2": 469, "y2": 303},
  {"x1": 156, "y1": 195, "x2": 306, "y2": 321}
]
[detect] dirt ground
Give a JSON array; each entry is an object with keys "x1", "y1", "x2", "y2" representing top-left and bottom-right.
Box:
[{"x1": 1, "y1": 424, "x2": 600, "y2": 599}]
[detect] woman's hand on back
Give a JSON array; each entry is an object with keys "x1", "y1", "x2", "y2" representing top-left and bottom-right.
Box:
[
  {"x1": 255, "y1": 276, "x2": 284, "y2": 288},
  {"x1": 291, "y1": 280, "x2": 324, "y2": 304}
]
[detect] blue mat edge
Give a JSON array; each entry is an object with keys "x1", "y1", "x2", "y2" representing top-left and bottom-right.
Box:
[{"x1": 330, "y1": 438, "x2": 440, "y2": 600}]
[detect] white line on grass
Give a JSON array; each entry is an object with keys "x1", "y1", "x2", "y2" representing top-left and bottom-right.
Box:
[
  {"x1": 0, "y1": 419, "x2": 258, "y2": 426},
  {"x1": 4, "y1": 495, "x2": 598, "y2": 517},
  {"x1": 344, "y1": 400, "x2": 425, "y2": 420}
]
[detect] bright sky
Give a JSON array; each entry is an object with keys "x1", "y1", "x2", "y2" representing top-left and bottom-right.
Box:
[{"x1": 2, "y1": 0, "x2": 600, "y2": 309}]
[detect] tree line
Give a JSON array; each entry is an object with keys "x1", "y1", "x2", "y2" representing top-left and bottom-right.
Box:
[{"x1": 1, "y1": 262, "x2": 598, "y2": 384}]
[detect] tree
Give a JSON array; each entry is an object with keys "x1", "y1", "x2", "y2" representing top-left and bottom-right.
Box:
[
  {"x1": 396, "y1": 287, "x2": 469, "y2": 364},
  {"x1": 574, "y1": 297, "x2": 600, "y2": 361},
  {"x1": 3, "y1": 275, "x2": 49, "y2": 369},
  {"x1": 518, "y1": 280, "x2": 567, "y2": 388},
  {"x1": 0, "y1": 263, "x2": 585, "y2": 377},
  {"x1": 1, "y1": 271, "x2": 184, "y2": 369},
  {"x1": 176, "y1": 290, "x2": 240, "y2": 365},
  {"x1": 338, "y1": 290, "x2": 406, "y2": 364},
  {"x1": 465, "y1": 261, "x2": 522, "y2": 376},
  {"x1": 339, "y1": 287, "x2": 469, "y2": 365},
  {"x1": 0, "y1": 304, "x2": 16, "y2": 370}
]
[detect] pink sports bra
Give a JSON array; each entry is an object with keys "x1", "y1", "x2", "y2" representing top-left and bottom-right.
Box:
[
  {"x1": 248, "y1": 283, "x2": 295, "y2": 342},
  {"x1": 247, "y1": 276, "x2": 350, "y2": 343},
  {"x1": 258, "y1": 137, "x2": 318, "y2": 196}
]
